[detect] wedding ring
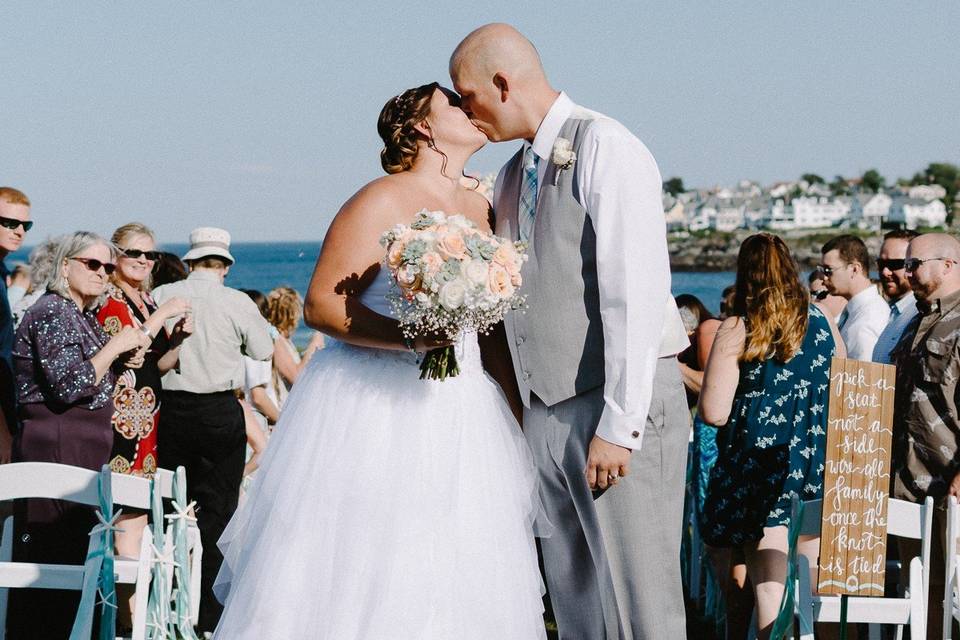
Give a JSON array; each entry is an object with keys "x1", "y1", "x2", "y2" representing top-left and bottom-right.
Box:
[{"x1": 607, "y1": 474, "x2": 618, "y2": 483}]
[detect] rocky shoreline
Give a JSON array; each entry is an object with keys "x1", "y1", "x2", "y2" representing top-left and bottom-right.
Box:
[{"x1": 669, "y1": 229, "x2": 885, "y2": 272}]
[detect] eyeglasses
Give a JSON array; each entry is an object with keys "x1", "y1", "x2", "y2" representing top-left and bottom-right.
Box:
[
  {"x1": 69, "y1": 257, "x2": 116, "y2": 275},
  {"x1": 812, "y1": 289, "x2": 829, "y2": 301},
  {"x1": 120, "y1": 248, "x2": 160, "y2": 261},
  {"x1": 0, "y1": 216, "x2": 33, "y2": 232},
  {"x1": 876, "y1": 258, "x2": 906, "y2": 272},
  {"x1": 904, "y1": 257, "x2": 953, "y2": 272}
]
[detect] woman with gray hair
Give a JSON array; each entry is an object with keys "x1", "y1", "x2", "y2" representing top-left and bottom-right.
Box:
[{"x1": 7, "y1": 230, "x2": 151, "y2": 640}]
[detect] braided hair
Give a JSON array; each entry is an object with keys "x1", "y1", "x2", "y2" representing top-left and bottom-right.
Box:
[{"x1": 377, "y1": 82, "x2": 440, "y2": 174}]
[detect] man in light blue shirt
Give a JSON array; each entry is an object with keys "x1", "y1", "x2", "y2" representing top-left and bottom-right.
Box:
[{"x1": 873, "y1": 229, "x2": 920, "y2": 364}]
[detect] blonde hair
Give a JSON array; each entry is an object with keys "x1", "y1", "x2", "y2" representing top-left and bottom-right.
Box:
[
  {"x1": 733, "y1": 233, "x2": 809, "y2": 363},
  {"x1": 267, "y1": 286, "x2": 303, "y2": 337},
  {"x1": 111, "y1": 222, "x2": 156, "y2": 291}
]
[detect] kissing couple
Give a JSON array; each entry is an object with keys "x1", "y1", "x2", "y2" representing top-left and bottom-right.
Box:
[{"x1": 212, "y1": 23, "x2": 690, "y2": 640}]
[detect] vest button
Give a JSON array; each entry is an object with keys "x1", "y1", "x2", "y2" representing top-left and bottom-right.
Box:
[
  {"x1": 522, "y1": 371, "x2": 531, "y2": 380},
  {"x1": 516, "y1": 336, "x2": 525, "y2": 345},
  {"x1": 631, "y1": 430, "x2": 640, "y2": 438}
]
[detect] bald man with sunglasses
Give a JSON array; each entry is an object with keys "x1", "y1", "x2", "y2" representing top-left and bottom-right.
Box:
[{"x1": 0, "y1": 187, "x2": 32, "y2": 463}]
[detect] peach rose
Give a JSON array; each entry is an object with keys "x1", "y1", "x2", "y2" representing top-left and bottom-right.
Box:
[
  {"x1": 487, "y1": 264, "x2": 514, "y2": 298},
  {"x1": 492, "y1": 242, "x2": 518, "y2": 267},
  {"x1": 386, "y1": 241, "x2": 405, "y2": 269},
  {"x1": 420, "y1": 251, "x2": 444, "y2": 276},
  {"x1": 438, "y1": 232, "x2": 467, "y2": 260}
]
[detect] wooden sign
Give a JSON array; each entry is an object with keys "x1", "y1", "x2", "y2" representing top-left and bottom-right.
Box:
[{"x1": 817, "y1": 357, "x2": 896, "y2": 596}]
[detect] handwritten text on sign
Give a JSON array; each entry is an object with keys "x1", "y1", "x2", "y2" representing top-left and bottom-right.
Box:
[{"x1": 818, "y1": 358, "x2": 895, "y2": 596}]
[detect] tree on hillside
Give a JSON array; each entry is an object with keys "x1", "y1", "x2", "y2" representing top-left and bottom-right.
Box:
[
  {"x1": 664, "y1": 177, "x2": 685, "y2": 196},
  {"x1": 830, "y1": 175, "x2": 850, "y2": 196},
  {"x1": 802, "y1": 173, "x2": 824, "y2": 184},
  {"x1": 861, "y1": 169, "x2": 885, "y2": 193}
]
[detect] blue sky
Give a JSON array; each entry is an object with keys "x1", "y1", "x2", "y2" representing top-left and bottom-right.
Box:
[{"x1": 2, "y1": 1, "x2": 957, "y2": 242}]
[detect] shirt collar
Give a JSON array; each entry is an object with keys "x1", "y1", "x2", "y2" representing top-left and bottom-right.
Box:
[
  {"x1": 845, "y1": 284, "x2": 880, "y2": 315},
  {"x1": 528, "y1": 92, "x2": 574, "y2": 162},
  {"x1": 892, "y1": 292, "x2": 917, "y2": 315},
  {"x1": 918, "y1": 287, "x2": 960, "y2": 318},
  {"x1": 187, "y1": 270, "x2": 223, "y2": 284}
]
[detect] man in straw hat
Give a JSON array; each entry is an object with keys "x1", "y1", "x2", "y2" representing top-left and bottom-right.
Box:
[{"x1": 153, "y1": 226, "x2": 273, "y2": 633}]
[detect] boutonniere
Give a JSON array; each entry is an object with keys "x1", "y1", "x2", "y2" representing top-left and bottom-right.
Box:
[{"x1": 551, "y1": 137, "x2": 576, "y2": 185}]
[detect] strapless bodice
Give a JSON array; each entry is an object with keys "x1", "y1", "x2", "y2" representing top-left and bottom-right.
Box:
[{"x1": 358, "y1": 267, "x2": 397, "y2": 319}]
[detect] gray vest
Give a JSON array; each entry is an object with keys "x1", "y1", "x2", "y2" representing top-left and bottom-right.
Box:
[{"x1": 495, "y1": 117, "x2": 604, "y2": 407}]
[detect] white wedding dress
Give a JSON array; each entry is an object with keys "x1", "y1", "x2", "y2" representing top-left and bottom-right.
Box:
[{"x1": 213, "y1": 269, "x2": 547, "y2": 639}]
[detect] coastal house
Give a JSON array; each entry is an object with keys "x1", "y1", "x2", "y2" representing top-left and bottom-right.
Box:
[
  {"x1": 849, "y1": 192, "x2": 892, "y2": 229},
  {"x1": 767, "y1": 198, "x2": 795, "y2": 230},
  {"x1": 908, "y1": 184, "x2": 947, "y2": 201},
  {"x1": 715, "y1": 199, "x2": 746, "y2": 232},
  {"x1": 792, "y1": 196, "x2": 851, "y2": 228},
  {"x1": 663, "y1": 196, "x2": 687, "y2": 232},
  {"x1": 888, "y1": 197, "x2": 948, "y2": 229}
]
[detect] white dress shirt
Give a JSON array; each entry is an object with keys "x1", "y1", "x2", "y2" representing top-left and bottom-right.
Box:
[
  {"x1": 871, "y1": 293, "x2": 918, "y2": 364},
  {"x1": 838, "y1": 285, "x2": 891, "y2": 361},
  {"x1": 496, "y1": 92, "x2": 688, "y2": 449}
]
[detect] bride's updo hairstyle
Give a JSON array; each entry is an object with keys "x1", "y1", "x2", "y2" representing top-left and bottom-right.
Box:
[{"x1": 378, "y1": 82, "x2": 441, "y2": 174}]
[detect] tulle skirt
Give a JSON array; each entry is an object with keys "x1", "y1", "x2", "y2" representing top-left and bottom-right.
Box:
[{"x1": 213, "y1": 338, "x2": 547, "y2": 639}]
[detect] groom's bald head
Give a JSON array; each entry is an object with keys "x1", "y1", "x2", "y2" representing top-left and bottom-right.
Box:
[
  {"x1": 450, "y1": 23, "x2": 546, "y2": 86},
  {"x1": 450, "y1": 24, "x2": 559, "y2": 142}
]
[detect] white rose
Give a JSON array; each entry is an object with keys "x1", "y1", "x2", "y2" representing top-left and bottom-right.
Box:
[
  {"x1": 464, "y1": 259, "x2": 489, "y2": 288},
  {"x1": 415, "y1": 292, "x2": 433, "y2": 308},
  {"x1": 438, "y1": 281, "x2": 466, "y2": 310},
  {"x1": 551, "y1": 137, "x2": 577, "y2": 169}
]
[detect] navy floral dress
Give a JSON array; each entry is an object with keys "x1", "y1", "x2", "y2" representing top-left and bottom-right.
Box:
[{"x1": 701, "y1": 305, "x2": 836, "y2": 547}]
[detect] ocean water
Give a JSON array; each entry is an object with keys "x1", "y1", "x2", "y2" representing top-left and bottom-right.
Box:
[{"x1": 8, "y1": 241, "x2": 735, "y2": 345}]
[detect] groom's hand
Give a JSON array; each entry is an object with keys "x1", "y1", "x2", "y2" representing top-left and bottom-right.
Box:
[{"x1": 586, "y1": 436, "x2": 631, "y2": 490}]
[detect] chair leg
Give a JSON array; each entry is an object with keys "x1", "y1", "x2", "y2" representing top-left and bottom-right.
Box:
[
  {"x1": 129, "y1": 528, "x2": 154, "y2": 640},
  {"x1": 0, "y1": 515, "x2": 13, "y2": 640}
]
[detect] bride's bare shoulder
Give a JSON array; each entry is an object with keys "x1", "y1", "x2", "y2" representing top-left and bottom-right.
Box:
[
  {"x1": 460, "y1": 186, "x2": 494, "y2": 232},
  {"x1": 330, "y1": 175, "x2": 409, "y2": 230}
]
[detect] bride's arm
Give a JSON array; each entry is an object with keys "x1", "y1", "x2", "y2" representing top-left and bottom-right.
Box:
[
  {"x1": 479, "y1": 323, "x2": 524, "y2": 425},
  {"x1": 303, "y1": 184, "x2": 411, "y2": 351}
]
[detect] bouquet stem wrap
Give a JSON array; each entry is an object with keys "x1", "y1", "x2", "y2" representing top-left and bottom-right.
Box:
[{"x1": 420, "y1": 346, "x2": 460, "y2": 381}]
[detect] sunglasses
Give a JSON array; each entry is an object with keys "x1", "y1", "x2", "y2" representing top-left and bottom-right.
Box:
[
  {"x1": 904, "y1": 257, "x2": 953, "y2": 272},
  {"x1": 69, "y1": 257, "x2": 116, "y2": 275},
  {"x1": 120, "y1": 248, "x2": 160, "y2": 261},
  {"x1": 0, "y1": 216, "x2": 33, "y2": 232},
  {"x1": 876, "y1": 258, "x2": 906, "y2": 272},
  {"x1": 816, "y1": 264, "x2": 838, "y2": 276},
  {"x1": 812, "y1": 289, "x2": 829, "y2": 301}
]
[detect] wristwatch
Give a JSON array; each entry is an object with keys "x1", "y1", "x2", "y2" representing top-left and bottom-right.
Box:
[{"x1": 139, "y1": 325, "x2": 152, "y2": 338}]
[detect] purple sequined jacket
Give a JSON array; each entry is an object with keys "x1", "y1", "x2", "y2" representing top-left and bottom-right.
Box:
[{"x1": 12, "y1": 292, "x2": 115, "y2": 410}]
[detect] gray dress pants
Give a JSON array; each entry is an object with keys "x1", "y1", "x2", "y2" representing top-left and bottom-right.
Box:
[{"x1": 525, "y1": 357, "x2": 690, "y2": 640}]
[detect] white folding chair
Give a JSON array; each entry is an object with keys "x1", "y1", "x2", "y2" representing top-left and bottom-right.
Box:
[
  {"x1": 0, "y1": 463, "x2": 160, "y2": 640},
  {"x1": 943, "y1": 496, "x2": 960, "y2": 639},
  {"x1": 793, "y1": 496, "x2": 933, "y2": 640}
]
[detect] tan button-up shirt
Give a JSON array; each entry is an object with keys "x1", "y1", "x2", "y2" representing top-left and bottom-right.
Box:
[
  {"x1": 892, "y1": 287, "x2": 960, "y2": 502},
  {"x1": 153, "y1": 270, "x2": 273, "y2": 394}
]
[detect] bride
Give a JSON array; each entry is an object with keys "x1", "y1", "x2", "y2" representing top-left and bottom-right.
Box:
[{"x1": 212, "y1": 83, "x2": 547, "y2": 639}]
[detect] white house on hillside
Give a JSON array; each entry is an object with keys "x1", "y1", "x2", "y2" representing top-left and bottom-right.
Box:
[
  {"x1": 850, "y1": 193, "x2": 892, "y2": 229},
  {"x1": 888, "y1": 197, "x2": 948, "y2": 229},
  {"x1": 792, "y1": 196, "x2": 851, "y2": 228},
  {"x1": 908, "y1": 184, "x2": 947, "y2": 201}
]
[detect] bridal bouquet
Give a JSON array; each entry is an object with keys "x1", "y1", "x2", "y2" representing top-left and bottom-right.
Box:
[{"x1": 380, "y1": 209, "x2": 527, "y2": 380}]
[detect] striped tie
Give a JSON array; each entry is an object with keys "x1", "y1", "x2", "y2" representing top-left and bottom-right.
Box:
[{"x1": 518, "y1": 146, "x2": 539, "y2": 243}]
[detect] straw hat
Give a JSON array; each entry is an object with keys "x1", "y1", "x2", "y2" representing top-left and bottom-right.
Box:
[{"x1": 182, "y1": 227, "x2": 235, "y2": 264}]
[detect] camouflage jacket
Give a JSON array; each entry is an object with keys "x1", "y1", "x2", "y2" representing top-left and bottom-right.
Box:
[{"x1": 892, "y1": 287, "x2": 960, "y2": 502}]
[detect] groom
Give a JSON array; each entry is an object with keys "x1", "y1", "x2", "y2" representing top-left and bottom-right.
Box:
[{"x1": 451, "y1": 24, "x2": 691, "y2": 639}]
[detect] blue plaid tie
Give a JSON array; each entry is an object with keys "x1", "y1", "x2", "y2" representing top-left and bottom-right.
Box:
[{"x1": 518, "y1": 146, "x2": 539, "y2": 243}]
